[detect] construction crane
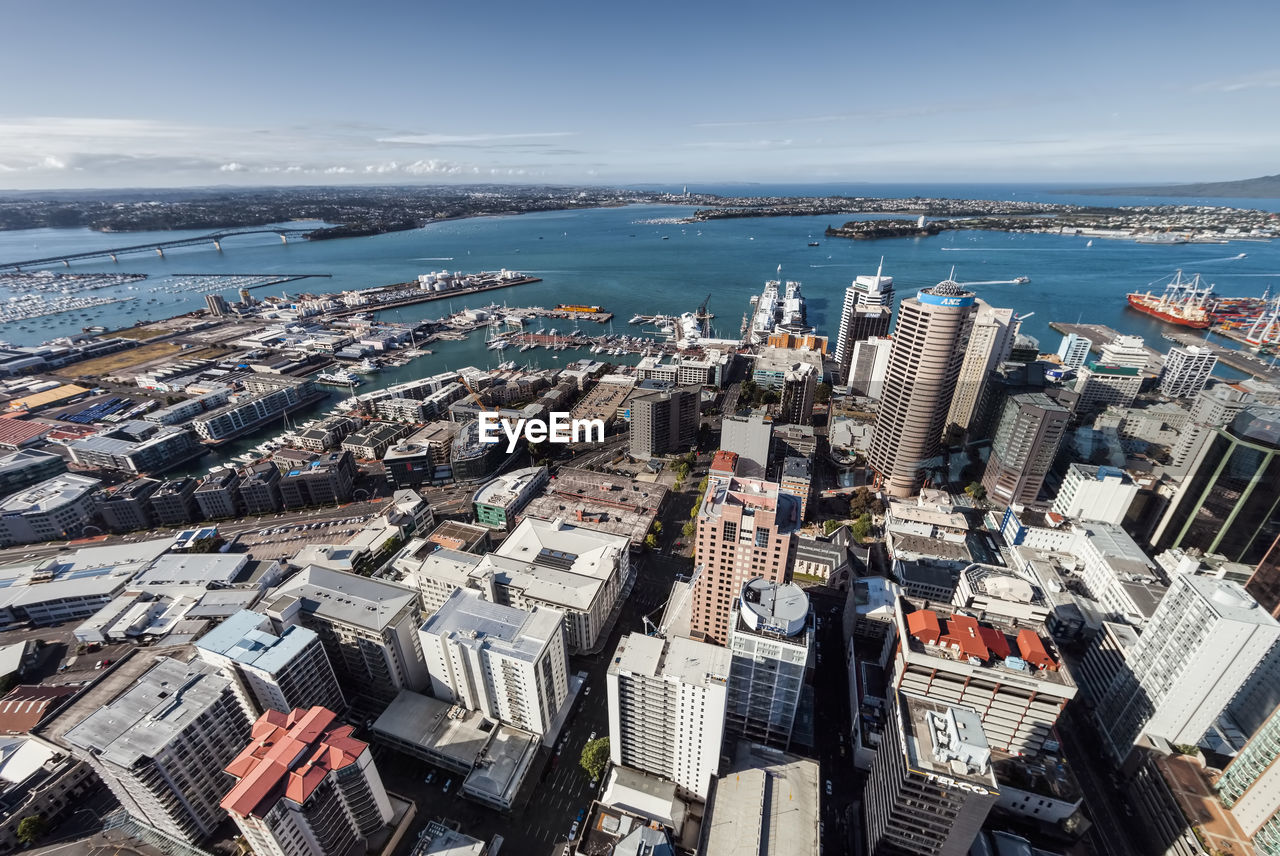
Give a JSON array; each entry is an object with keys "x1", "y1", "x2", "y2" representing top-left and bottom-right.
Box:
[
  {"x1": 641, "y1": 563, "x2": 704, "y2": 638},
  {"x1": 458, "y1": 374, "x2": 494, "y2": 412},
  {"x1": 695, "y1": 294, "x2": 712, "y2": 338}
]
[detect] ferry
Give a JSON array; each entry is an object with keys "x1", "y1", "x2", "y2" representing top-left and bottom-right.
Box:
[
  {"x1": 353, "y1": 357, "x2": 381, "y2": 373},
  {"x1": 316, "y1": 369, "x2": 363, "y2": 387},
  {"x1": 1013, "y1": 276, "x2": 1030, "y2": 285}
]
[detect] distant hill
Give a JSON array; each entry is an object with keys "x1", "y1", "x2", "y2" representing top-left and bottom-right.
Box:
[{"x1": 1074, "y1": 174, "x2": 1280, "y2": 198}]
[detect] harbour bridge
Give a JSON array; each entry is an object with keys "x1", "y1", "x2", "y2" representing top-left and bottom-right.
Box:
[{"x1": 0, "y1": 227, "x2": 315, "y2": 272}]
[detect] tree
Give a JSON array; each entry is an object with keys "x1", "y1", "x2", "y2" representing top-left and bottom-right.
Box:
[
  {"x1": 761, "y1": 389, "x2": 780, "y2": 406},
  {"x1": 644, "y1": 533, "x2": 658, "y2": 550},
  {"x1": 815, "y1": 382, "x2": 832, "y2": 405},
  {"x1": 682, "y1": 521, "x2": 696, "y2": 539},
  {"x1": 16, "y1": 815, "x2": 46, "y2": 846},
  {"x1": 580, "y1": 737, "x2": 610, "y2": 780},
  {"x1": 674, "y1": 461, "x2": 691, "y2": 481},
  {"x1": 964, "y1": 481, "x2": 987, "y2": 501},
  {"x1": 851, "y1": 512, "x2": 873, "y2": 542},
  {"x1": 651, "y1": 521, "x2": 662, "y2": 534},
  {"x1": 823, "y1": 519, "x2": 842, "y2": 536}
]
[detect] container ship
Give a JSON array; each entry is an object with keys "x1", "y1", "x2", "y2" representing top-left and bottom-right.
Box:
[{"x1": 1126, "y1": 270, "x2": 1213, "y2": 329}]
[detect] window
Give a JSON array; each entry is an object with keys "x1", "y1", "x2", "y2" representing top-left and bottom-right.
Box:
[{"x1": 723, "y1": 521, "x2": 738, "y2": 541}]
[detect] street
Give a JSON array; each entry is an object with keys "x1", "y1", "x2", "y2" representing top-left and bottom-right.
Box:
[{"x1": 807, "y1": 585, "x2": 860, "y2": 856}]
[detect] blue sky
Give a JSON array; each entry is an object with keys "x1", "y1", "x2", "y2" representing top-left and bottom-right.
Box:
[{"x1": 1, "y1": 0, "x2": 1277, "y2": 188}]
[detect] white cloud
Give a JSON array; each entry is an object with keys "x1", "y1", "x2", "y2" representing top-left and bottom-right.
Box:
[
  {"x1": 39, "y1": 156, "x2": 66, "y2": 169},
  {"x1": 219, "y1": 162, "x2": 248, "y2": 172},
  {"x1": 1193, "y1": 68, "x2": 1280, "y2": 93},
  {"x1": 323, "y1": 166, "x2": 354, "y2": 174},
  {"x1": 377, "y1": 131, "x2": 575, "y2": 145}
]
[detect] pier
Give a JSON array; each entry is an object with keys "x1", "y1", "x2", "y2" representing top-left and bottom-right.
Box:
[{"x1": 327, "y1": 276, "x2": 543, "y2": 317}]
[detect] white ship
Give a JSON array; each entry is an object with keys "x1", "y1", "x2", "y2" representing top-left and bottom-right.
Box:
[
  {"x1": 316, "y1": 369, "x2": 363, "y2": 387},
  {"x1": 353, "y1": 357, "x2": 381, "y2": 373}
]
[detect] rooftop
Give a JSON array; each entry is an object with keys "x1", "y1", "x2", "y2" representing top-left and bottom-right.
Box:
[
  {"x1": 698, "y1": 475, "x2": 800, "y2": 532},
  {"x1": 0, "y1": 685, "x2": 78, "y2": 735},
  {"x1": 421, "y1": 588, "x2": 563, "y2": 663},
  {"x1": 702, "y1": 742, "x2": 820, "y2": 856},
  {"x1": 897, "y1": 691, "x2": 998, "y2": 790},
  {"x1": 472, "y1": 465, "x2": 548, "y2": 510},
  {"x1": 609, "y1": 633, "x2": 730, "y2": 687},
  {"x1": 521, "y1": 468, "x2": 667, "y2": 548},
  {"x1": 371, "y1": 691, "x2": 493, "y2": 768},
  {"x1": 495, "y1": 515, "x2": 628, "y2": 579},
  {"x1": 0, "y1": 473, "x2": 100, "y2": 513},
  {"x1": 132, "y1": 553, "x2": 248, "y2": 589},
  {"x1": 271, "y1": 566, "x2": 418, "y2": 632},
  {"x1": 195, "y1": 610, "x2": 320, "y2": 675},
  {"x1": 737, "y1": 577, "x2": 809, "y2": 638}
]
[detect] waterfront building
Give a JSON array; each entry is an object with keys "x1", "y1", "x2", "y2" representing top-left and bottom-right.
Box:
[
  {"x1": 222, "y1": 706, "x2": 394, "y2": 856},
  {"x1": 869, "y1": 279, "x2": 978, "y2": 498},
  {"x1": 980, "y1": 392, "x2": 1070, "y2": 507},
  {"x1": 1056, "y1": 333, "x2": 1092, "y2": 369},
  {"x1": 98, "y1": 477, "x2": 160, "y2": 532},
  {"x1": 0, "y1": 474, "x2": 100, "y2": 546},
  {"x1": 947, "y1": 301, "x2": 1017, "y2": 440},
  {"x1": 67, "y1": 423, "x2": 201, "y2": 475},
  {"x1": 278, "y1": 451, "x2": 355, "y2": 509},
  {"x1": 848, "y1": 336, "x2": 892, "y2": 398},
  {"x1": 629, "y1": 384, "x2": 700, "y2": 460},
  {"x1": 0, "y1": 449, "x2": 65, "y2": 494},
  {"x1": 148, "y1": 476, "x2": 198, "y2": 526},
  {"x1": 237, "y1": 462, "x2": 283, "y2": 514},
  {"x1": 864, "y1": 691, "x2": 999, "y2": 856},
  {"x1": 1160, "y1": 344, "x2": 1218, "y2": 399},
  {"x1": 1155, "y1": 406, "x2": 1280, "y2": 564},
  {"x1": 194, "y1": 469, "x2": 242, "y2": 520},
  {"x1": 725, "y1": 578, "x2": 810, "y2": 749},
  {"x1": 1051, "y1": 463, "x2": 1138, "y2": 524},
  {"x1": 1099, "y1": 334, "x2": 1150, "y2": 370},
  {"x1": 341, "y1": 422, "x2": 409, "y2": 461},
  {"x1": 1094, "y1": 574, "x2": 1280, "y2": 762},
  {"x1": 691, "y1": 473, "x2": 800, "y2": 646},
  {"x1": 205, "y1": 293, "x2": 230, "y2": 316},
  {"x1": 606, "y1": 632, "x2": 730, "y2": 800},
  {"x1": 720, "y1": 411, "x2": 772, "y2": 476},
  {"x1": 1073, "y1": 362, "x2": 1143, "y2": 412},
  {"x1": 62, "y1": 656, "x2": 251, "y2": 843},
  {"x1": 195, "y1": 609, "x2": 345, "y2": 719},
  {"x1": 419, "y1": 588, "x2": 568, "y2": 737}
]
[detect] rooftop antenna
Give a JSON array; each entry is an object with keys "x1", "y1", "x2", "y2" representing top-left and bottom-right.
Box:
[
  {"x1": 949, "y1": 265, "x2": 956, "y2": 282},
  {"x1": 777, "y1": 263, "x2": 782, "y2": 277},
  {"x1": 877, "y1": 256, "x2": 884, "y2": 279}
]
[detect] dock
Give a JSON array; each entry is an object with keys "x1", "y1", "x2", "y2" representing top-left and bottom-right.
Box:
[
  {"x1": 1047, "y1": 323, "x2": 1165, "y2": 375},
  {"x1": 327, "y1": 276, "x2": 542, "y2": 318},
  {"x1": 1049, "y1": 321, "x2": 1280, "y2": 382}
]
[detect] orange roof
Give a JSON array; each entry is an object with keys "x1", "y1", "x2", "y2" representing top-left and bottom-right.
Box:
[
  {"x1": 978, "y1": 626, "x2": 1011, "y2": 660},
  {"x1": 943, "y1": 615, "x2": 989, "y2": 661},
  {"x1": 221, "y1": 706, "x2": 368, "y2": 818},
  {"x1": 906, "y1": 609, "x2": 941, "y2": 644},
  {"x1": 1016, "y1": 629, "x2": 1057, "y2": 671},
  {"x1": 710, "y1": 450, "x2": 739, "y2": 475}
]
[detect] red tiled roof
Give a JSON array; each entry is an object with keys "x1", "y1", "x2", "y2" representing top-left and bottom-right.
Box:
[
  {"x1": 0, "y1": 417, "x2": 51, "y2": 449},
  {"x1": 978, "y1": 626, "x2": 1011, "y2": 660},
  {"x1": 221, "y1": 706, "x2": 368, "y2": 818},
  {"x1": 0, "y1": 684, "x2": 78, "y2": 734},
  {"x1": 943, "y1": 615, "x2": 989, "y2": 661},
  {"x1": 906, "y1": 609, "x2": 941, "y2": 645},
  {"x1": 710, "y1": 450, "x2": 739, "y2": 475},
  {"x1": 1016, "y1": 629, "x2": 1057, "y2": 671}
]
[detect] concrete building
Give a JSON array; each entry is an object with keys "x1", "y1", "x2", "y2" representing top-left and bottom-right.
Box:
[
  {"x1": 195, "y1": 610, "x2": 345, "y2": 718},
  {"x1": 1155, "y1": 406, "x2": 1280, "y2": 564},
  {"x1": 266, "y1": 567, "x2": 428, "y2": 717},
  {"x1": 720, "y1": 411, "x2": 772, "y2": 476},
  {"x1": 869, "y1": 279, "x2": 978, "y2": 498},
  {"x1": 221, "y1": 706, "x2": 393, "y2": 856},
  {"x1": 1218, "y1": 704, "x2": 1280, "y2": 856},
  {"x1": 725, "y1": 578, "x2": 810, "y2": 749},
  {"x1": 1160, "y1": 344, "x2": 1218, "y2": 398},
  {"x1": 1099, "y1": 334, "x2": 1150, "y2": 370},
  {"x1": 1074, "y1": 363, "x2": 1143, "y2": 412},
  {"x1": 606, "y1": 633, "x2": 730, "y2": 800},
  {"x1": 1169, "y1": 382, "x2": 1258, "y2": 478},
  {"x1": 700, "y1": 742, "x2": 820, "y2": 856},
  {"x1": 779, "y1": 455, "x2": 814, "y2": 522},
  {"x1": 149, "y1": 476, "x2": 198, "y2": 526},
  {"x1": 778, "y1": 362, "x2": 817, "y2": 426},
  {"x1": 238, "y1": 462, "x2": 283, "y2": 514},
  {"x1": 1052, "y1": 463, "x2": 1138, "y2": 524},
  {"x1": 848, "y1": 336, "x2": 892, "y2": 398},
  {"x1": 980, "y1": 392, "x2": 1070, "y2": 507},
  {"x1": 0, "y1": 473, "x2": 100, "y2": 546},
  {"x1": 834, "y1": 273, "x2": 894, "y2": 383},
  {"x1": 519, "y1": 467, "x2": 668, "y2": 552},
  {"x1": 0, "y1": 449, "x2": 66, "y2": 495},
  {"x1": 1094, "y1": 575, "x2": 1280, "y2": 761},
  {"x1": 61, "y1": 656, "x2": 251, "y2": 843},
  {"x1": 947, "y1": 301, "x2": 1017, "y2": 439},
  {"x1": 629, "y1": 385, "x2": 700, "y2": 460},
  {"x1": 419, "y1": 588, "x2": 568, "y2": 737},
  {"x1": 67, "y1": 424, "x2": 201, "y2": 475},
  {"x1": 194, "y1": 469, "x2": 242, "y2": 520},
  {"x1": 691, "y1": 474, "x2": 801, "y2": 645},
  {"x1": 193, "y1": 377, "x2": 318, "y2": 443},
  {"x1": 472, "y1": 465, "x2": 549, "y2": 530},
  {"x1": 864, "y1": 691, "x2": 999, "y2": 856},
  {"x1": 341, "y1": 422, "x2": 408, "y2": 461},
  {"x1": 0, "y1": 737, "x2": 95, "y2": 853},
  {"x1": 278, "y1": 451, "x2": 355, "y2": 509},
  {"x1": 98, "y1": 477, "x2": 160, "y2": 533},
  {"x1": 1056, "y1": 333, "x2": 1092, "y2": 369}
]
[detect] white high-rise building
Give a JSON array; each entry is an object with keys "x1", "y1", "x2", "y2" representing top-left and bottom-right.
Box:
[
  {"x1": 195, "y1": 610, "x2": 345, "y2": 719},
  {"x1": 848, "y1": 336, "x2": 892, "y2": 399},
  {"x1": 1099, "y1": 334, "x2": 1149, "y2": 370},
  {"x1": 607, "y1": 633, "x2": 730, "y2": 799},
  {"x1": 1056, "y1": 333, "x2": 1093, "y2": 369},
  {"x1": 222, "y1": 706, "x2": 393, "y2": 856},
  {"x1": 1051, "y1": 463, "x2": 1138, "y2": 524},
  {"x1": 947, "y1": 301, "x2": 1017, "y2": 438},
  {"x1": 419, "y1": 588, "x2": 568, "y2": 737},
  {"x1": 834, "y1": 264, "x2": 895, "y2": 383},
  {"x1": 726, "y1": 578, "x2": 811, "y2": 749},
  {"x1": 1094, "y1": 575, "x2": 1280, "y2": 761},
  {"x1": 1160, "y1": 345, "x2": 1218, "y2": 398},
  {"x1": 62, "y1": 657, "x2": 251, "y2": 843}
]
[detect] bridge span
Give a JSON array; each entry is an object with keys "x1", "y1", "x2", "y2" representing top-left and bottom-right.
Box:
[{"x1": 0, "y1": 227, "x2": 314, "y2": 272}]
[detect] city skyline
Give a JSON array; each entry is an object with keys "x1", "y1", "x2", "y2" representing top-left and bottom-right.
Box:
[{"x1": 0, "y1": 0, "x2": 1278, "y2": 188}]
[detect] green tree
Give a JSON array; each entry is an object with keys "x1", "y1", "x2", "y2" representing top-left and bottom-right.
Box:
[
  {"x1": 674, "y1": 461, "x2": 691, "y2": 481},
  {"x1": 823, "y1": 519, "x2": 842, "y2": 536},
  {"x1": 964, "y1": 482, "x2": 987, "y2": 501},
  {"x1": 851, "y1": 512, "x2": 873, "y2": 542},
  {"x1": 16, "y1": 815, "x2": 46, "y2": 846},
  {"x1": 682, "y1": 521, "x2": 696, "y2": 539},
  {"x1": 644, "y1": 533, "x2": 658, "y2": 550},
  {"x1": 580, "y1": 737, "x2": 610, "y2": 780},
  {"x1": 815, "y1": 382, "x2": 832, "y2": 405},
  {"x1": 651, "y1": 520, "x2": 662, "y2": 534},
  {"x1": 761, "y1": 389, "x2": 780, "y2": 406}
]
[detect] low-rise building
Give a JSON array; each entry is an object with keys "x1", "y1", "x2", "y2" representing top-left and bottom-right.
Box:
[
  {"x1": 1051, "y1": 463, "x2": 1138, "y2": 524},
  {"x1": 278, "y1": 451, "x2": 355, "y2": 509},
  {"x1": 0, "y1": 449, "x2": 66, "y2": 495},
  {"x1": 149, "y1": 476, "x2": 199, "y2": 526},
  {"x1": 341, "y1": 422, "x2": 409, "y2": 460},
  {"x1": 0, "y1": 473, "x2": 100, "y2": 546},
  {"x1": 472, "y1": 465, "x2": 549, "y2": 530},
  {"x1": 194, "y1": 469, "x2": 241, "y2": 520}
]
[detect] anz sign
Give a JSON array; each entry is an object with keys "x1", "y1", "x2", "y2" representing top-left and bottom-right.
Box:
[{"x1": 918, "y1": 291, "x2": 976, "y2": 308}]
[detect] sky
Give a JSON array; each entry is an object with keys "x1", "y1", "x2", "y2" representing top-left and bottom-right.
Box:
[{"x1": 1, "y1": 0, "x2": 1278, "y2": 189}]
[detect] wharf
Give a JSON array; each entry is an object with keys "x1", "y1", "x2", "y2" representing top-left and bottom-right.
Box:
[
  {"x1": 327, "y1": 276, "x2": 542, "y2": 318},
  {"x1": 1050, "y1": 321, "x2": 1280, "y2": 381},
  {"x1": 1048, "y1": 323, "x2": 1165, "y2": 375}
]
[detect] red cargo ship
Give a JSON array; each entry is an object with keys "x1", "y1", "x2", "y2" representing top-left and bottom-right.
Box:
[{"x1": 1126, "y1": 270, "x2": 1213, "y2": 329}]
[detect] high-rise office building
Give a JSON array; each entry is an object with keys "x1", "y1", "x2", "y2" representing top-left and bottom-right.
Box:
[
  {"x1": 1217, "y1": 705, "x2": 1280, "y2": 856},
  {"x1": 62, "y1": 657, "x2": 251, "y2": 843},
  {"x1": 1051, "y1": 463, "x2": 1138, "y2": 524},
  {"x1": 1155, "y1": 406, "x2": 1280, "y2": 564},
  {"x1": 418, "y1": 588, "x2": 568, "y2": 737},
  {"x1": 195, "y1": 610, "x2": 346, "y2": 719},
  {"x1": 629, "y1": 384, "x2": 700, "y2": 460},
  {"x1": 1099, "y1": 334, "x2": 1149, "y2": 370},
  {"x1": 720, "y1": 411, "x2": 772, "y2": 476},
  {"x1": 725, "y1": 578, "x2": 810, "y2": 749},
  {"x1": 869, "y1": 279, "x2": 977, "y2": 498},
  {"x1": 1169, "y1": 382, "x2": 1257, "y2": 478},
  {"x1": 778, "y1": 362, "x2": 817, "y2": 426},
  {"x1": 222, "y1": 706, "x2": 394, "y2": 856},
  {"x1": 1160, "y1": 345, "x2": 1218, "y2": 398},
  {"x1": 1073, "y1": 362, "x2": 1143, "y2": 411},
  {"x1": 848, "y1": 336, "x2": 893, "y2": 398},
  {"x1": 946, "y1": 301, "x2": 1017, "y2": 439},
  {"x1": 864, "y1": 691, "x2": 999, "y2": 856},
  {"x1": 691, "y1": 474, "x2": 800, "y2": 645},
  {"x1": 1248, "y1": 534, "x2": 1280, "y2": 619},
  {"x1": 980, "y1": 392, "x2": 1071, "y2": 507},
  {"x1": 606, "y1": 633, "x2": 730, "y2": 799},
  {"x1": 1056, "y1": 333, "x2": 1093, "y2": 369},
  {"x1": 834, "y1": 266, "x2": 894, "y2": 383},
  {"x1": 1094, "y1": 574, "x2": 1280, "y2": 761}
]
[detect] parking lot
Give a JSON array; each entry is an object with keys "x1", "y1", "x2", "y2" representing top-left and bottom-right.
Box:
[{"x1": 231, "y1": 513, "x2": 377, "y2": 560}]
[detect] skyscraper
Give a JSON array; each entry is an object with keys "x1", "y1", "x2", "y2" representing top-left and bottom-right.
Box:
[
  {"x1": 725, "y1": 578, "x2": 811, "y2": 749},
  {"x1": 1217, "y1": 704, "x2": 1280, "y2": 856},
  {"x1": 1248, "y1": 534, "x2": 1280, "y2": 619},
  {"x1": 1160, "y1": 344, "x2": 1218, "y2": 398},
  {"x1": 1094, "y1": 574, "x2": 1280, "y2": 761},
  {"x1": 629, "y1": 384, "x2": 700, "y2": 460},
  {"x1": 691, "y1": 473, "x2": 800, "y2": 645},
  {"x1": 779, "y1": 362, "x2": 817, "y2": 426},
  {"x1": 834, "y1": 265, "x2": 894, "y2": 383},
  {"x1": 1099, "y1": 334, "x2": 1149, "y2": 370},
  {"x1": 606, "y1": 633, "x2": 730, "y2": 799},
  {"x1": 222, "y1": 706, "x2": 394, "y2": 856},
  {"x1": 869, "y1": 279, "x2": 978, "y2": 498},
  {"x1": 848, "y1": 336, "x2": 892, "y2": 398},
  {"x1": 946, "y1": 301, "x2": 1017, "y2": 439},
  {"x1": 1155, "y1": 406, "x2": 1280, "y2": 564},
  {"x1": 980, "y1": 392, "x2": 1071, "y2": 507},
  {"x1": 1056, "y1": 333, "x2": 1093, "y2": 369}
]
